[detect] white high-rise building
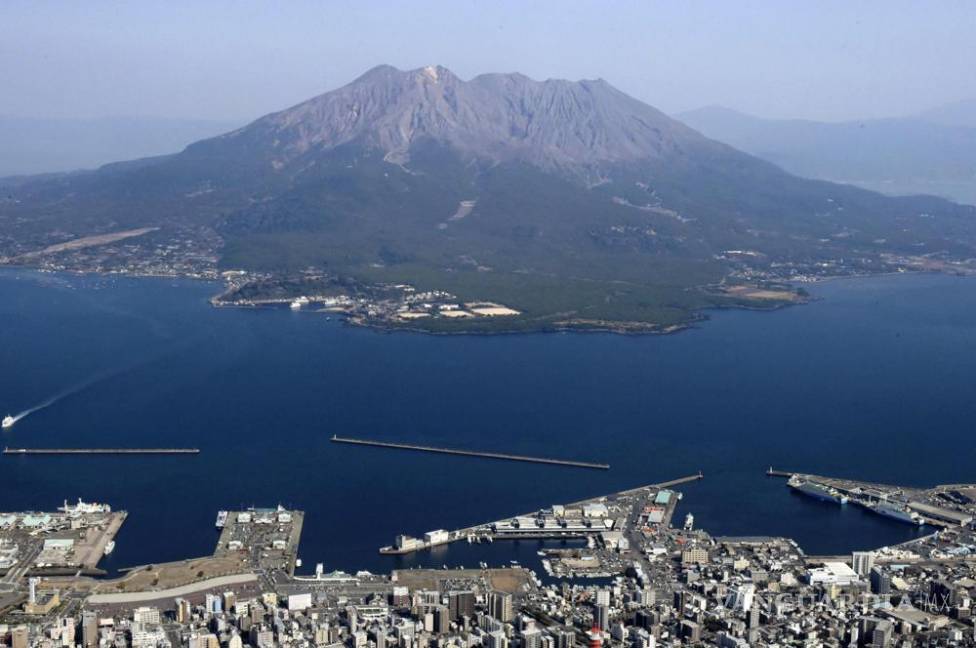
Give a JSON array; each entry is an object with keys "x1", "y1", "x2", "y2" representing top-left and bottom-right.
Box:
[
  {"x1": 728, "y1": 584, "x2": 755, "y2": 613},
  {"x1": 852, "y1": 551, "x2": 875, "y2": 577}
]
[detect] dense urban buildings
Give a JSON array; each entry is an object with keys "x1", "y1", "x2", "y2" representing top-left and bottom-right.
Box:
[{"x1": 2, "y1": 473, "x2": 976, "y2": 647}]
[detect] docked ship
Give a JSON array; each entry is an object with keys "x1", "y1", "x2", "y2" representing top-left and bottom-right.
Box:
[
  {"x1": 215, "y1": 510, "x2": 229, "y2": 528},
  {"x1": 103, "y1": 541, "x2": 115, "y2": 556},
  {"x1": 2, "y1": 415, "x2": 14, "y2": 429},
  {"x1": 870, "y1": 501, "x2": 923, "y2": 525},
  {"x1": 59, "y1": 498, "x2": 111, "y2": 515},
  {"x1": 788, "y1": 476, "x2": 849, "y2": 505}
]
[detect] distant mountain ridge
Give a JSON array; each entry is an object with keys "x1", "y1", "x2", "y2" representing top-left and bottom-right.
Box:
[
  {"x1": 0, "y1": 115, "x2": 240, "y2": 177},
  {"x1": 3, "y1": 66, "x2": 976, "y2": 332},
  {"x1": 677, "y1": 105, "x2": 976, "y2": 205},
  {"x1": 918, "y1": 98, "x2": 976, "y2": 129}
]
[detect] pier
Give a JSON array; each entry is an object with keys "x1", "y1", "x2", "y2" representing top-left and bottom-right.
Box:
[
  {"x1": 766, "y1": 467, "x2": 795, "y2": 478},
  {"x1": 379, "y1": 473, "x2": 702, "y2": 555},
  {"x1": 3, "y1": 447, "x2": 200, "y2": 455},
  {"x1": 331, "y1": 436, "x2": 609, "y2": 470}
]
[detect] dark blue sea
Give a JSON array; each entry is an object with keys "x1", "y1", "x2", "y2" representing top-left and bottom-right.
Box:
[{"x1": 2, "y1": 269, "x2": 974, "y2": 576}]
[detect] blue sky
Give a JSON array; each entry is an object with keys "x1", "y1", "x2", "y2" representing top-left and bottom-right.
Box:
[{"x1": 2, "y1": 1, "x2": 974, "y2": 123}]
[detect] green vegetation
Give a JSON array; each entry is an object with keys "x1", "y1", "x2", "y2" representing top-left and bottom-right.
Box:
[{"x1": 3, "y1": 121, "x2": 976, "y2": 333}]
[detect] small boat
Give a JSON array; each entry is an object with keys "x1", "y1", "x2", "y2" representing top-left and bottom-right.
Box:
[
  {"x1": 103, "y1": 541, "x2": 115, "y2": 555},
  {"x1": 2, "y1": 415, "x2": 14, "y2": 429}
]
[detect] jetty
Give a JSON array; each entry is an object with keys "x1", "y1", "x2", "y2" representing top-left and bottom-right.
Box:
[
  {"x1": 3, "y1": 447, "x2": 200, "y2": 455},
  {"x1": 651, "y1": 471, "x2": 704, "y2": 488},
  {"x1": 331, "y1": 435, "x2": 609, "y2": 470}
]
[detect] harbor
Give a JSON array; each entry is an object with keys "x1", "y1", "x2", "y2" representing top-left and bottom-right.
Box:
[
  {"x1": 7, "y1": 474, "x2": 976, "y2": 646},
  {"x1": 331, "y1": 435, "x2": 610, "y2": 470}
]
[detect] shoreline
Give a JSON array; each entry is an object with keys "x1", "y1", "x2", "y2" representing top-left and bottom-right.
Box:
[{"x1": 4, "y1": 263, "x2": 969, "y2": 338}]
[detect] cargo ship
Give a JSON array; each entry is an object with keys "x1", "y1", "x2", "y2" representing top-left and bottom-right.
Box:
[
  {"x1": 215, "y1": 510, "x2": 228, "y2": 528},
  {"x1": 788, "y1": 476, "x2": 849, "y2": 505},
  {"x1": 870, "y1": 501, "x2": 923, "y2": 525}
]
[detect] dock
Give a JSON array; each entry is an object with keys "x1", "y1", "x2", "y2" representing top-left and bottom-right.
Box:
[
  {"x1": 4, "y1": 447, "x2": 200, "y2": 455},
  {"x1": 776, "y1": 471, "x2": 976, "y2": 530},
  {"x1": 766, "y1": 467, "x2": 795, "y2": 478},
  {"x1": 331, "y1": 436, "x2": 609, "y2": 470},
  {"x1": 379, "y1": 472, "x2": 702, "y2": 555}
]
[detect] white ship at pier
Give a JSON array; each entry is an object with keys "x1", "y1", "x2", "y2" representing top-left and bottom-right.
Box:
[
  {"x1": 788, "y1": 475, "x2": 849, "y2": 505},
  {"x1": 58, "y1": 498, "x2": 111, "y2": 515},
  {"x1": 870, "y1": 501, "x2": 923, "y2": 525}
]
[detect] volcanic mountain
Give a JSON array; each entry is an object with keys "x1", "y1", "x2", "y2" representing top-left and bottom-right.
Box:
[{"x1": 3, "y1": 65, "x2": 976, "y2": 330}]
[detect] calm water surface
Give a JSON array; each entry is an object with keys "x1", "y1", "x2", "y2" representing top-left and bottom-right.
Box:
[{"x1": 2, "y1": 269, "x2": 974, "y2": 575}]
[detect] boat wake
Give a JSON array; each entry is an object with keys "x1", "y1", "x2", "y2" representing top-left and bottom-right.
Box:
[
  {"x1": 2, "y1": 370, "x2": 125, "y2": 429},
  {"x1": 2, "y1": 336, "x2": 203, "y2": 430}
]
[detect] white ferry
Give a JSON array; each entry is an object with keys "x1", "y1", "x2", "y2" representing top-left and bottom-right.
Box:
[
  {"x1": 59, "y1": 498, "x2": 111, "y2": 515},
  {"x1": 215, "y1": 510, "x2": 229, "y2": 528},
  {"x1": 103, "y1": 541, "x2": 115, "y2": 556},
  {"x1": 2, "y1": 415, "x2": 14, "y2": 429}
]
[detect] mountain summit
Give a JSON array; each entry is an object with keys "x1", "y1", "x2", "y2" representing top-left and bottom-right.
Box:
[
  {"x1": 3, "y1": 66, "x2": 976, "y2": 332},
  {"x1": 207, "y1": 65, "x2": 702, "y2": 174}
]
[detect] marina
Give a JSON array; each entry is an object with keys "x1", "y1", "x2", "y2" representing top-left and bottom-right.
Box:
[
  {"x1": 379, "y1": 473, "x2": 700, "y2": 556},
  {"x1": 331, "y1": 435, "x2": 610, "y2": 470}
]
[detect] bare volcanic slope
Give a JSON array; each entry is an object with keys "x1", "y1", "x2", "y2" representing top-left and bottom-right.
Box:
[{"x1": 3, "y1": 65, "x2": 976, "y2": 331}]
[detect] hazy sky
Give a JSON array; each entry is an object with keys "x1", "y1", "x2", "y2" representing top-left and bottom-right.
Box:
[{"x1": 3, "y1": 1, "x2": 974, "y2": 124}]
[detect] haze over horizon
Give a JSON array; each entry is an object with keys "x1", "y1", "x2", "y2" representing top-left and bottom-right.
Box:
[{"x1": 3, "y1": 1, "x2": 975, "y2": 125}]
